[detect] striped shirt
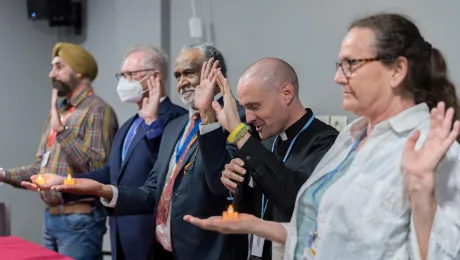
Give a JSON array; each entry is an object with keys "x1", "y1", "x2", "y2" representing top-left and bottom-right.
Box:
[{"x1": 4, "y1": 87, "x2": 119, "y2": 206}]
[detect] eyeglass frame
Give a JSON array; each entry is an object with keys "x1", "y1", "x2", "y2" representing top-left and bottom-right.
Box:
[
  {"x1": 335, "y1": 56, "x2": 396, "y2": 78},
  {"x1": 115, "y1": 68, "x2": 156, "y2": 81}
]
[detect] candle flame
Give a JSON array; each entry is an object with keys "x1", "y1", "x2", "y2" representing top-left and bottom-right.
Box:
[
  {"x1": 37, "y1": 174, "x2": 44, "y2": 180},
  {"x1": 227, "y1": 205, "x2": 234, "y2": 214},
  {"x1": 66, "y1": 174, "x2": 72, "y2": 180}
]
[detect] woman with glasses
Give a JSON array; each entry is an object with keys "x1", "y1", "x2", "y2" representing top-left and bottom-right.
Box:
[{"x1": 183, "y1": 13, "x2": 460, "y2": 260}]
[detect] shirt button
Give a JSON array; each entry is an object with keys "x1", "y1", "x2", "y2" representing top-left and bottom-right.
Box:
[{"x1": 246, "y1": 156, "x2": 250, "y2": 160}]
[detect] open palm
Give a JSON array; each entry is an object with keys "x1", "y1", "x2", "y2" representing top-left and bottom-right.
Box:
[
  {"x1": 21, "y1": 173, "x2": 64, "y2": 191},
  {"x1": 401, "y1": 102, "x2": 460, "y2": 196},
  {"x1": 212, "y1": 71, "x2": 241, "y2": 132},
  {"x1": 183, "y1": 213, "x2": 258, "y2": 235},
  {"x1": 194, "y1": 57, "x2": 220, "y2": 111},
  {"x1": 51, "y1": 178, "x2": 103, "y2": 195},
  {"x1": 139, "y1": 75, "x2": 161, "y2": 125},
  {"x1": 50, "y1": 89, "x2": 64, "y2": 131}
]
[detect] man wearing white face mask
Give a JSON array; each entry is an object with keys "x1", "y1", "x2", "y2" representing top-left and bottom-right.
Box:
[
  {"x1": 32, "y1": 43, "x2": 254, "y2": 259},
  {"x1": 26, "y1": 45, "x2": 187, "y2": 260}
]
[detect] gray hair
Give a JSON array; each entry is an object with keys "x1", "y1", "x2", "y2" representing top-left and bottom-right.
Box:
[
  {"x1": 124, "y1": 45, "x2": 169, "y2": 81},
  {"x1": 180, "y1": 42, "x2": 227, "y2": 77}
]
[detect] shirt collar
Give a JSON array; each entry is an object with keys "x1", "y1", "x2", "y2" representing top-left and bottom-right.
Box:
[
  {"x1": 189, "y1": 106, "x2": 199, "y2": 119},
  {"x1": 280, "y1": 108, "x2": 314, "y2": 141},
  {"x1": 61, "y1": 87, "x2": 94, "y2": 108},
  {"x1": 348, "y1": 103, "x2": 430, "y2": 140}
]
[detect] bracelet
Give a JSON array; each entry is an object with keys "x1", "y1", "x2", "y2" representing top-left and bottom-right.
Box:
[
  {"x1": 201, "y1": 120, "x2": 218, "y2": 126},
  {"x1": 227, "y1": 123, "x2": 246, "y2": 143},
  {"x1": 232, "y1": 125, "x2": 250, "y2": 144}
]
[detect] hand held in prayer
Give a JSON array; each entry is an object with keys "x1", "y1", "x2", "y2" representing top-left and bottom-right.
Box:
[
  {"x1": 221, "y1": 158, "x2": 246, "y2": 193},
  {"x1": 194, "y1": 58, "x2": 220, "y2": 123},
  {"x1": 401, "y1": 102, "x2": 460, "y2": 202},
  {"x1": 183, "y1": 213, "x2": 258, "y2": 235},
  {"x1": 212, "y1": 71, "x2": 242, "y2": 132},
  {"x1": 139, "y1": 75, "x2": 162, "y2": 125},
  {"x1": 51, "y1": 178, "x2": 103, "y2": 195},
  {"x1": 50, "y1": 89, "x2": 64, "y2": 132}
]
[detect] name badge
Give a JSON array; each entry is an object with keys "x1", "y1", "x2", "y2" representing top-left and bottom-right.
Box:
[
  {"x1": 251, "y1": 235, "x2": 265, "y2": 257},
  {"x1": 40, "y1": 151, "x2": 51, "y2": 169}
]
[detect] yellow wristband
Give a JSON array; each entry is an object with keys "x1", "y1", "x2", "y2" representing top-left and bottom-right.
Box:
[{"x1": 227, "y1": 123, "x2": 246, "y2": 143}]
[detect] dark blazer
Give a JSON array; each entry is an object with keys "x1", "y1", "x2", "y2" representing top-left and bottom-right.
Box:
[
  {"x1": 109, "y1": 98, "x2": 252, "y2": 260},
  {"x1": 64, "y1": 97, "x2": 187, "y2": 260}
]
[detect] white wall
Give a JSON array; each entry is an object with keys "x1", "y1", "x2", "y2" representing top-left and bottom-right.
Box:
[
  {"x1": 82, "y1": 0, "x2": 165, "y2": 124},
  {"x1": 170, "y1": 0, "x2": 460, "y2": 120},
  {"x1": 0, "y1": 0, "x2": 60, "y2": 244}
]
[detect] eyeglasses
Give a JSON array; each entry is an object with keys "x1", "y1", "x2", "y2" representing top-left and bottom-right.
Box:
[
  {"x1": 335, "y1": 57, "x2": 394, "y2": 78},
  {"x1": 115, "y1": 69, "x2": 155, "y2": 81}
]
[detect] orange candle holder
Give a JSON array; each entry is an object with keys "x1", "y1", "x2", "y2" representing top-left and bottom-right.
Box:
[
  {"x1": 222, "y1": 205, "x2": 238, "y2": 220},
  {"x1": 64, "y1": 174, "x2": 76, "y2": 185},
  {"x1": 35, "y1": 174, "x2": 45, "y2": 185}
]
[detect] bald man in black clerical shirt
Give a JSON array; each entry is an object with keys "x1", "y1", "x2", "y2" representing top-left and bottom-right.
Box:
[{"x1": 198, "y1": 57, "x2": 339, "y2": 259}]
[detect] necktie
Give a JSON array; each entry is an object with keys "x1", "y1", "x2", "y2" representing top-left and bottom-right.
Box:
[
  {"x1": 156, "y1": 113, "x2": 200, "y2": 226},
  {"x1": 121, "y1": 117, "x2": 143, "y2": 163}
]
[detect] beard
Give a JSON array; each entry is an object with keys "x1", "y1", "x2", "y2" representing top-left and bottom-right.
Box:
[
  {"x1": 178, "y1": 86, "x2": 196, "y2": 107},
  {"x1": 52, "y1": 77, "x2": 78, "y2": 97}
]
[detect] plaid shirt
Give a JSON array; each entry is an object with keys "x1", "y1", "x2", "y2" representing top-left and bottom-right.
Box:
[{"x1": 4, "y1": 87, "x2": 119, "y2": 206}]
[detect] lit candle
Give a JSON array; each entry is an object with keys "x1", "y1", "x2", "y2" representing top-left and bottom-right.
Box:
[
  {"x1": 222, "y1": 204, "x2": 238, "y2": 220},
  {"x1": 35, "y1": 174, "x2": 45, "y2": 185},
  {"x1": 64, "y1": 174, "x2": 76, "y2": 185}
]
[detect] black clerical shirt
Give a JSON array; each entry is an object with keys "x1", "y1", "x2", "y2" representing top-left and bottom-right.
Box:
[{"x1": 236, "y1": 108, "x2": 338, "y2": 260}]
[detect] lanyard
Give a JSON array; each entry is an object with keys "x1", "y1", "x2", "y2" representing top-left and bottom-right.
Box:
[
  {"x1": 46, "y1": 107, "x2": 76, "y2": 147},
  {"x1": 309, "y1": 128, "x2": 367, "y2": 237},
  {"x1": 175, "y1": 118, "x2": 202, "y2": 163},
  {"x1": 260, "y1": 114, "x2": 315, "y2": 219}
]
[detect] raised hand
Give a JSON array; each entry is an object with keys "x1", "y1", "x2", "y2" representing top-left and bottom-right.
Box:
[
  {"x1": 402, "y1": 102, "x2": 460, "y2": 199},
  {"x1": 138, "y1": 75, "x2": 162, "y2": 125},
  {"x1": 212, "y1": 71, "x2": 242, "y2": 132},
  {"x1": 194, "y1": 58, "x2": 220, "y2": 123},
  {"x1": 50, "y1": 89, "x2": 64, "y2": 132}
]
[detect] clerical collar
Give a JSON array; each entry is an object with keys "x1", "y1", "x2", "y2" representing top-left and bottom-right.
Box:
[{"x1": 280, "y1": 108, "x2": 314, "y2": 141}]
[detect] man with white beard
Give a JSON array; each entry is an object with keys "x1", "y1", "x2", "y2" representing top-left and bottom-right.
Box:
[{"x1": 41, "y1": 43, "x2": 253, "y2": 260}]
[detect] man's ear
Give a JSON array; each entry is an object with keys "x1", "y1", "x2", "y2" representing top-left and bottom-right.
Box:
[
  {"x1": 153, "y1": 70, "x2": 162, "y2": 80},
  {"x1": 281, "y1": 82, "x2": 295, "y2": 105}
]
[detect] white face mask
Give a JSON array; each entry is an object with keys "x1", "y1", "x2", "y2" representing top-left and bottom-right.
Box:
[
  {"x1": 178, "y1": 86, "x2": 196, "y2": 107},
  {"x1": 116, "y1": 75, "x2": 149, "y2": 103}
]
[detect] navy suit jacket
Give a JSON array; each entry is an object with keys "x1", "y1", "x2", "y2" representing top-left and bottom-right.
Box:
[
  {"x1": 108, "y1": 98, "x2": 253, "y2": 260},
  {"x1": 64, "y1": 97, "x2": 187, "y2": 260}
]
